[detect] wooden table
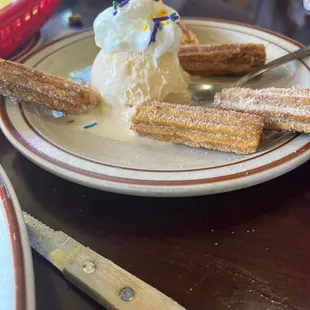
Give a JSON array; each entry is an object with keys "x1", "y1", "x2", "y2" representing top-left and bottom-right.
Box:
[{"x1": 2, "y1": 0, "x2": 310, "y2": 309}]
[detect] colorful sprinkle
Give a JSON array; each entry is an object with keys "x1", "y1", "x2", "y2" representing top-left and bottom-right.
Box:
[
  {"x1": 83, "y1": 122, "x2": 97, "y2": 129},
  {"x1": 113, "y1": 1, "x2": 119, "y2": 10},
  {"x1": 148, "y1": 14, "x2": 153, "y2": 20},
  {"x1": 150, "y1": 21, "x2": 159, "y2": 43},
  {"x1": 112, "y1": 0, "x2": 129, "y2": 15},
  {"x1": 153, "y1": 16, "x2": 169, "y2": 22},
  {"x1": 143, "y1": 24, "x2": 148, "y2": 32},
  {"x1": 148, "y1": 11, "x2": 179, "y2": 44},
  {"x1": 169, "y1": 12, "x2": 179, "y2": 21},
  {"x1": 157, "y1": 9, "x2": 167, "y2": 17},
  {"x1": 118, "y1": 0, "x2": 129, "y2": 8}
]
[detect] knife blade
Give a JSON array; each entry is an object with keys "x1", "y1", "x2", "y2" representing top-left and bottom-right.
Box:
[{"x1": 23, "y1": 212, "x2": 186, "y2": 310}]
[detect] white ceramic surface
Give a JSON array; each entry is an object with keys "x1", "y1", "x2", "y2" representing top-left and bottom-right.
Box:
[
  {"x1": 0, "y1": 166, "x2": 35, "y2": 310},
  {"x1": 1, "y1": 19, "x2": 310, "y2": 197}
]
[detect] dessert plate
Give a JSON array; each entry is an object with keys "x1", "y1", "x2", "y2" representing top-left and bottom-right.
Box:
[
  {"x1": 0, "y1": 165, "x2": 35, "y2": 310},
  {"x1": 1, "y1": 19, "x2": 310, "y2": 197}
]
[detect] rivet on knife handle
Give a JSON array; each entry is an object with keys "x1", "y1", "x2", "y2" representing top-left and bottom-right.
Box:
[{"x1": 64, "y1": 247, "x2": 186, "y2": 310}]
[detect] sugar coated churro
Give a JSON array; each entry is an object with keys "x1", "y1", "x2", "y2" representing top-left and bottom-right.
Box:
[
  {"x1": 178, "y1": 44, "x2": 266, "y2": 76},
  {"x1": 0, "y1": 58, "x2": 100, "y2": 114},
  {"x1": 214, "y1": 87, "x2": 310, "y2": 134},
  {"x1": 178, "y1": 21, "x2": 200, "y2": 45},
  {"x1": 131, "y1": 101, "x2": 264, "y2": 154}
]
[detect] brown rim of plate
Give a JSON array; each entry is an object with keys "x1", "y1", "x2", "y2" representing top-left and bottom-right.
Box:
[
  {"x1": 0, "y1": 175, "x2": 26, "y2": 310},
  {"x1": 1, "y1": 19, "x2": 310, "y2": 186}
]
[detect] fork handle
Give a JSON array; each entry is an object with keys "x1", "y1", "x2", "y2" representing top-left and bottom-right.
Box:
[{"x1": 234, "y1": 44, "x2": 310, "y2": 87}]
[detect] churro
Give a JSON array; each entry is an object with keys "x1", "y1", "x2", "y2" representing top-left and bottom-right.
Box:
[
  {"x1": 178, "y1": 43, "x2": 266, "y2": 76},
  {"x1": 0, "y1": 58, "x2": 100, "y2": 114},
  {"x1": 179, "y1": 21, "x2": 200, "y2": 45},
  {"x1": 214, "y1": 87, "x2": 310, "y2": 133},
  {"x1": 131, "y1": 101, "x2": 264, "y2": 154}
]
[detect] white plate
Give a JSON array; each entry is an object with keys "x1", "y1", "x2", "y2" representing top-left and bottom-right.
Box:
[
  {"x1": 0, "y1": 166, "x2": 35, "y2": 310},
  {"x1": 1, "y1": 19, "x2": 310, "y2": 197}
]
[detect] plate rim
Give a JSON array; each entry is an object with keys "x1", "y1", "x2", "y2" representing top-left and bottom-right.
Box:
[
  {"x1": 0, "y1": 166, "x2": 35, "y2": 310},
  {"x1": 1, "y1": 18, "x2": 310, "y2": 197}
]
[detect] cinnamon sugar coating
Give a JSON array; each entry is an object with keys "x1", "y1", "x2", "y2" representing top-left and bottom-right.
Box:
[
  {"x1": 179, "y1": 21, "x2": 200, "y2": 46},
  {"x1": 131, "y1": 101, "x2": 264, "y2": 154},
  {"x1": 214, "y1": 87, "x2": 310, "y2": 133},
  {"x1": 0, "y1": 58, "x2": 100, "y2": 114},
  {"x1": 178, "y1": 44, "x2": 266, "y2": 76}
]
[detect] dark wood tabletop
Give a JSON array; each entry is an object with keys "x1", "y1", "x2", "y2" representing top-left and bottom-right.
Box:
[{"x1": 2, "y1": 0, "x2": 310, "y2": 309}]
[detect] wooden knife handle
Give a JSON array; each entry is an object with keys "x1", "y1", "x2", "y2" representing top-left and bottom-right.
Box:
[{"x1": 64, "y1": 247, "x2": 186, "y2": 310}]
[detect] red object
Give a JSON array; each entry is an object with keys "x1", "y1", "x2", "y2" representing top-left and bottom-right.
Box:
[{"x1": 0, "y1": 0, "x2": 61, "y2": 58}]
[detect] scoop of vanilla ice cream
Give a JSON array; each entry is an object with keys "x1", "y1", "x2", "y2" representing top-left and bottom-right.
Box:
[
  {"x1": 91, "y1": 0, "x2": 191, "y2": 119},
  {"x1": 91, "y1": 50, "x2": 191, "y2": 118}
]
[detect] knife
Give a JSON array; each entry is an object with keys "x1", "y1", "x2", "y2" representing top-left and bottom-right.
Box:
[{"x1": 23, "y1": 212, "x2": 186, "y2": 310}]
